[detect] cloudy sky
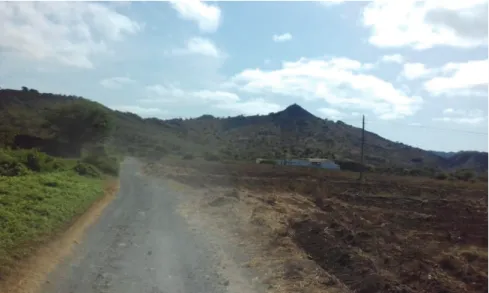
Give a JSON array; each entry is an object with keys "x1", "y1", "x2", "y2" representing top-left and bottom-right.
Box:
[{"x1": 0, "y1": 1, "x2": 487, "y2": 152}]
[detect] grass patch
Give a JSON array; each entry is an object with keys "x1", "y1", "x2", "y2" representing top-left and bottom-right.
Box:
[
  {"x1": 0, "y1": 171, "x2": 105, "y2": 278},
  {"x1": 80, "y1": 153, "x2": 119, "y2": 176},
  {"x1": 0, "y1": 148, "x2": 120, "y2": 280}
]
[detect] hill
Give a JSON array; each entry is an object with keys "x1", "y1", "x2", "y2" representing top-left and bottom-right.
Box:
[
  {"x1": 431, "y1": 150, "x2": 488, "y2": 171},
  {"x1": 173, "y1": 104, "x2": 487, "y2": 172},
  {"x1": 0, "y1": 88, "x2": 487, "y2": 173},
  {"x1": 0, "y1": 88, "x2": 213, "y2": 158}
]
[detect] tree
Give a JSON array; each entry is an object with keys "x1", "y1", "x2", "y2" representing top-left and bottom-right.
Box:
[
  {"x1": 43, "y1": 100, "x2": 113, "y2": 147},
  {"x1": 454, "y1": 169, "x2": 475, "y2": 181}
]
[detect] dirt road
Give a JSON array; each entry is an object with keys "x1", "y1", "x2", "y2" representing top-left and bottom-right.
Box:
[{"x1": 41, "y1": 158, "x2": 258, "y2": 293}]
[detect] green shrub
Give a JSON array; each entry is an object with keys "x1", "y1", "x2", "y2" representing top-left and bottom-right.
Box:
[
  {"x1": 335, "y1": 159, "x2": 367, "y2": 172},
  {"x1": 81, "y1": 153, "x2": 119, "y2": 176},
  {"x1": 4, "y1": 149, "x2": 68, "y2": 172},
  {"x1": 182, "y1": 153, "x2": 194, "y2": 160},
  {"x1": 0, "y1": 151, "x2": 30, "y2": 176},
  {"x1": 478, "y1": 172, "x2": 488, "y2": 182},
  {"x1": 203, "y1": 152, "x2": 220, "y2": 162},
  {"x1": 454, "y1": 169, "x2": 475, "y2": 181},
  {"x1": 73, "y1": 161, "x2": 101, "y2": 178},
  {"x1": 434, "y1": 172, "x2": 448, "y2": 180},
  {"x1": 26, "y1": 152, "x2": 42, "y2": 171},
  {"x1": 10, "y1": 149, "x2": 48, "y2": 171},
  {"x1": 258, "y1": 159, "x2": 277, "y2": 165}
]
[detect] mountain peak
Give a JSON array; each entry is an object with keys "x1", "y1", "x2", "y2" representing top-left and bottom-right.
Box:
[{"x1": 281, "y1": 103, "x2": 314, "y2": 119}]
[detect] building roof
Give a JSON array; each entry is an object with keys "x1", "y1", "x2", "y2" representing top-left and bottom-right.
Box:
[{"x1": 307, "y1": 158, "x2": 334, "y2": 163}]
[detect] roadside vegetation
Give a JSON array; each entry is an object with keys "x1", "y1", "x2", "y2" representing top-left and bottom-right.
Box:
[{"x1": 0, "y1": 97, "x2": 119, "y2": 280}]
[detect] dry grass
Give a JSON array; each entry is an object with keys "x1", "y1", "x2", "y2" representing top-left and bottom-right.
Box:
[{"x1": 145, "y1": 159, "x2": 488, "y2": 293}]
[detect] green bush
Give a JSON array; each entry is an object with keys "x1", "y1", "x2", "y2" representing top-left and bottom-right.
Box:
[
  {"x1": 182, "y1": 153, "x2": 194, "y2": 160},
  {"x1": 258, "y1": 159, "x2": 277, "y2": 165},
  {"x1": 26, "y1": 152, "x2": 42, "y2": 171},
  {"x1": 454, "y1": 169, "x2": 475, "y2": 181},
  {"x1": 81, "y1": 153, "x2": 119, "y2": 176},
  {"x1": 434, "y1": 172, "x2": 448, "y2": 180},
  {"x1": 0, "y1": 151, "x2": 30, "y2": 176},
  {"x1": 335, "y1": 159, "x2": 367, "y2": 172},
  {"x1": 4, "y1": 149, "x2": 68, "y2": 173},
  {"x1": 478, "y1": 172, "x2": 488, "y2": 182},
  {"x1": 203, "y1": 152, "x2": 220, "y2": 162},
  {"x1": 73, "y1": 161, "x2": 101, "y2": 178}
]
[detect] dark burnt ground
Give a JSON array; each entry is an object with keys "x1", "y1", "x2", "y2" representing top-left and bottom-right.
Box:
[{"x1": 145, "y1": 159, "x2": 488, "y2": 293}]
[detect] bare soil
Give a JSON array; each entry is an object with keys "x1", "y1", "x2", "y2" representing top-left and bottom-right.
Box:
[{"x1": 144, "y1": 159, "x2": 488, "y2": 293}]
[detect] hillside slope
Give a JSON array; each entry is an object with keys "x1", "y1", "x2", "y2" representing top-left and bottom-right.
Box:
[
  {"x1": 0, "y1": 88, "x2": 486, "y2": 172},
  {"x1": 174, "y1": 104, "x2": 487, "y2": 172},
  {"x1": 0, "y1": 88, "x2": 212, "y2": 158},
  {"x1": 176, "y1": 104, "x2": 443, "y2": 167}
]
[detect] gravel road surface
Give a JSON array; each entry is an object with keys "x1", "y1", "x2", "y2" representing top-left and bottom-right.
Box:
[{"x1": 41, "y1": 158, "x2": 249, "y2": 293}]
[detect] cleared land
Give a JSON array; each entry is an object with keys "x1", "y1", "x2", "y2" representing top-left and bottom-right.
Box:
[{"x1": 145, "y1": 159, "x2": 488, "y2": 293}]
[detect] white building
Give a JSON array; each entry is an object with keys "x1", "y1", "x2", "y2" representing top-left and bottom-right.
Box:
[{"x1": 274, "y1": 158, "x2": 340, "y2": 170}]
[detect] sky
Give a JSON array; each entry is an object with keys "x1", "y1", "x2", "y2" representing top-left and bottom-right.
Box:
[{"x1": 0, "y1": 0, "x2": 487, "y2": 152}]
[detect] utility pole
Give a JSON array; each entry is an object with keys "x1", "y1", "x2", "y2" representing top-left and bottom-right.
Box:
[
  {"x1": 359, "y1": 115, "x2": 365, "y2": 181},
  {"x1": 280, "y1": 124, "x2": 287, "y2": 166}
]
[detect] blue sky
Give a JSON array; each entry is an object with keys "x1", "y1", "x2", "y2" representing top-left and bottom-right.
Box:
[{"x1": 0, "y1": 1, "x2": 487, "y2": 152}]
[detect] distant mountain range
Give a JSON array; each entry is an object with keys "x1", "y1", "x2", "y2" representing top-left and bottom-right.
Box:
[
  {"x1": 1, "y1": 88, "x2": 487, "y2": 172},
  {"x1": 168, "y1": 103, "x2": 487, "y2": 172}
]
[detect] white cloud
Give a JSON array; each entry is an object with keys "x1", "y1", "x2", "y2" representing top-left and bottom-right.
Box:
[
  {"x1": 433, "y1": 117, "x2": 486, "y2": 125},
  {"x1": 381, "y1": 54, "x2": 404, "y2": 64},
  {"x1": 228, "y1": 56, "x2": 423, "y2": 120},
  {"x1": 433, "y1": 109, "x2": 487, "y2": 124},
  {"x1": 109, "y1": 2, "x2": 132, "y2": 8},
  {"x1": 145, "y1": 84, "x2": 238, "y2": 103},
  {"x1": 100, "y1": 77, "x2": 135, "y2": 89},
  {"x1": 273, "y1": 33, "x2": 293, "y2": 42},
  {"x1": 319, "y1": 0, "x2": 346, "y2": 7},
  {"x1": 146, "y1": 84, "x2": 185, "y2": 97},
  {"x1": 424, "y1": 59, "x2": 488, "y2": 96},
  {"x1": 402, "y1": 63, "x2": 432, "y2": 80},
  {"x1": 192, "y1": 90, "x2": 240, "y2": 103},
  {"x1": 171, "y1": 37, "x2": 221, "y2": 57},
  {"x1": 363, "y1": 0, "x2": 488, "y2": 49},
  {"x1": 142, "y1": 84, "x2": 186, "y2": 104},
  {"x1": 217, "y1": 98, "x2": 282, "y2": 115},
  {"x1": 169, "y1": 0, "x2": 221, "y2": 33},
  {"x1": 0, "y1": 2, "x2": 141, "y2": 68},
  {"x1": 318, "y1": 107, "x2": 343, "y2": 119},
  {"x1": 143, "y1": 84, "x2": 280, "y2": 115}
]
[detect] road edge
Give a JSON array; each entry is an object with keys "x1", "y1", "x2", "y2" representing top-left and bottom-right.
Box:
[{"x1": 0, "y1": 179, "x2": 119, "y2": 293}]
